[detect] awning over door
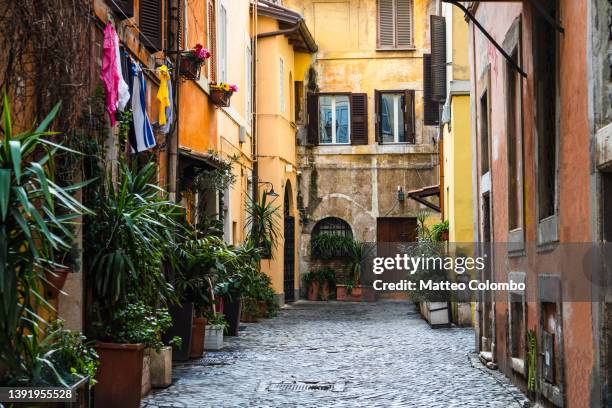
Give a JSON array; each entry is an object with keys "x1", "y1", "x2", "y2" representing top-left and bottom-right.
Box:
[{"x1": 407, "y1": 185, "x2": 440, "y2": 212}]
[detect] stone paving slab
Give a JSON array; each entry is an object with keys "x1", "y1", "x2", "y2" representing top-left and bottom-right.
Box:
[{"x1": 142, "y1": 301, "x2": 530, "y2": 408}]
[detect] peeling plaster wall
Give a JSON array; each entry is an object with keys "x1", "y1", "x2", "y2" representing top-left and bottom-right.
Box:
[{"x1": 284, "y1": 0, "x2": 439, "y2": 279}]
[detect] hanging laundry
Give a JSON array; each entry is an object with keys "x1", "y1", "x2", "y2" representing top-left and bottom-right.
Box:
[
  {"x1": 100, "y1": 22, "x2": 120, "y2": 126},
  {"x1": 159, "y1": 75, "x2": 173, "y2": 134},
  {"x1": 129, "y1": 59, "x2": 156, "y2": 153},
  {"x1": 157, "y1": 65, "x2": 171, "y2": 126},
  {"x1": 113, "y1": 31, "x2": 130, "y2": 112}
]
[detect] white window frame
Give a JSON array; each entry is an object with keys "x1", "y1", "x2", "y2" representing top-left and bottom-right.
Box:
[
  {"x1": 319, "y1": 95, "x2": 351, "y2": 145},
  {"x1": 217, "y1": 2, "x2": 228, "y2": 83},
  {"x1": 279, "y1": 58, "x2": 285, "y2": 113},
  {"x1": 381, "y1": 93, "x2": 405, "y2": 143}
]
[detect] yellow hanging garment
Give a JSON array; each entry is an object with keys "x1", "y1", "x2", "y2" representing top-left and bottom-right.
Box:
[{"x1": 157, "y1": 65, "x2": 170, "y2": 125}]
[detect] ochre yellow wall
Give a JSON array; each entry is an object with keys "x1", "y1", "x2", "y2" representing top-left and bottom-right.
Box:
[
  {"x1": 256, "y1": 15, "x2": 303, "y2": 297},
  {"x1": 443, "y1": 95, "x2": 473, "y2": 242},
  {"x1": 451, "y1": 7, "x2": 469, "y2": 81}
]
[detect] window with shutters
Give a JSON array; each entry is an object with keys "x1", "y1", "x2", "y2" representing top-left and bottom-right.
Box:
[
  {"x1": 319, "y1": 95, "x2": 350, "y2": 144},
  {"x1": 307, "y1": 93, "x2": 368, "y2": 146},
  {"x1": 377, "y1": 0, "x2": 414, "y2": 50},
  {"x1": 208, "y1": 0, "x2": 216, "y2": 81},
  {"x1": 375, "y1": 90, "x2": 415, "y2": 144},
  {"x1": 139, "y1": 0, "x2": 163, "y2": 52},
  {"x1": 423, "y1": 54, "x2": 440, "y2": 126}
]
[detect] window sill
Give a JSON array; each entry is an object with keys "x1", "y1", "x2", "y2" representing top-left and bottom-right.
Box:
[
  {"x1": 537, "y1": 215, "x2": 559, "y2": 247},
  {"x1": 376, "y1": 47, "x2": 416, "y2": 52},
  {"x1": 319, "y1": 143, "x2": 351, "y2": 146},
  {"x1": 511, "y1": 357, "x2": 525, "y2": 376},
  {"x1": 379, "y1": 142, "x2": 415, "y2": 145}
]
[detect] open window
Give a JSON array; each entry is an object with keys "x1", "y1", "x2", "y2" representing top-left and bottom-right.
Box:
[
  {"x1": 375, "y1": 90, "x2": 415, "y2": 144},
  {"x1": 306, "y1": 93, "x2": 368, "y2": 145}
]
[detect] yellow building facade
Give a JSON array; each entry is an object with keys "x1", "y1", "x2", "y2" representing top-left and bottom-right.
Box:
[
  {"x1": 255, "y1": 1, "x2": 317, "y2": 302},
  {"x1": 440, "y1": 4, "x2": 474, "y2": 326}
]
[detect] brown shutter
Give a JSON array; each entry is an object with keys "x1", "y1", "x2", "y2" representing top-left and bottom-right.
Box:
[
  {"x1": 108, "y1": 0, "x2": 134, "y2": 19},
  {"x1": 139, "y1": 0, "x2": 162, "y2": 52},
  {"x1": 404, "y1": 90, "x2": 415, "y2": 143},
  {"x1": 430, "y1": 15, "x2": 447, "y2": 102},
  {"x1": 351, "y1": 93, "x2": 368, "y2": 145},
  {"x1": 209, "y1": 0, "x2": 217, "y2": 82},
  {"x1": 423, "y1": 54, "x2": 440, "y2": 126},
  {"x1": 396, "y1": 0, "x2": 413, "y2": 47},
  {"x1": 306, "y1": 93, "x2": 319, "y2": 146},
  {"x1": 374, "y1": 91, "x2": 382, "y2": 143},
  {"x1": 378, "y1": 0, "x2": 395, "y2": 48}
]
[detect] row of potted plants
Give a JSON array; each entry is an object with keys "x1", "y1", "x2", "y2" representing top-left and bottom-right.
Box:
[
  {"x1": 179, "y1": 44, "x2": 238, "y2": 107},
  {"x1": 307, "y1": 234, "x2": 375, "y2": 302}
]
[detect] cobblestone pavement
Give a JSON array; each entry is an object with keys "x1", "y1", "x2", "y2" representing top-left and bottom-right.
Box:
[{"x1": 142, "y1": 301, "x2": 529, "y2": 407}]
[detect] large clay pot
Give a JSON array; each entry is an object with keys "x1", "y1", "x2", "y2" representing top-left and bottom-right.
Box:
[
  {"x1": 162, "y1": 302, "x2": 194, "y2": 361},
  {"x1": 94, "y1": 342, "x2": 144, "y2": 408},
  {"x1": 189, "y1": 317, "x2": 207, "y2": 358},
  {"x1": 223, "y1": 297, "x2": 241, "y2": 336},
  {"x1": 44, "y1": 268, "x2": 70, "y2": 299},
  {"x1": 307, "y1": 281, "x2": 320, "y2": 301},
  {"x1": 336, "y1": 285, "x2": 376, "y2": 302}
]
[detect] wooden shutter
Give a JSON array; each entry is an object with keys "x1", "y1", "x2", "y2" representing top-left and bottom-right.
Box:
[
  {"x1": 378, "y1": 0, "x2": 394, "y2": 48},
  {"x1": 108, "y1": 0, "x2": 134, "y2": 19},
  {"x1": 396, "y1": 0, "x2": 413, "y2": 47},
  {"x1": 306, "y1": 93, "x2": 319, "y2": 146},
  {"x1": 430, "y1": 15, "x2": 447, "y2": 102},
  {"x1": 374, "y1": 91, "x2": 382, "y2": 143},
  {"x1": 351, "y1": 93, "x2": 368, "y2": 145},
  {"x1": 423, "y1": 54, "x2": 440, "y2": 126},
  {"x1": 403, "y1": 90, "x2": 415, "y2": 143},
  {"x1": 139, "y1": 0, "x2": 162, "y2": 52},
  {"x1": 209, "y1": 0, "x2": 217, "y2": 82}
]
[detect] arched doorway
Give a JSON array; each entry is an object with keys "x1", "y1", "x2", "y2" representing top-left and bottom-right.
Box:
[{"x1": 283, "y1": 182, "x2": 295, "y2": 302}]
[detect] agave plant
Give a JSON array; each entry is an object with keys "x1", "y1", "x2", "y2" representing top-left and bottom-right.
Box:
[
  {"x1": 0, "y1": 94, "x2": 89, "y2": 384},
  {"x1": 246, "y1": 190, "x2": 280, "y2": 259},
  {"x1": 88, "y1": 162, "x2": 185, "y2": 330}
]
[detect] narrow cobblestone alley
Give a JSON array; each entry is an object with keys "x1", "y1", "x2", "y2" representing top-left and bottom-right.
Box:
[{"x1": 142, "y1": 301, "x2": 528, "y2": 407}]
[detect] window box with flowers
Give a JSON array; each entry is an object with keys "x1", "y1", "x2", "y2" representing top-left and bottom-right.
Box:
[
  {"x1": 180, "y1": 44, "x2": 210, "y2": 81},
  {"x1": 210, "y1": 82, "x2": 238, "y2": 107}
]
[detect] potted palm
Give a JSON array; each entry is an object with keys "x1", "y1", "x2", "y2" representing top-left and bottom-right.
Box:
[
  {"x1": 86, "y1": 163, "x2": 185, "y2": 407},
  {"x1": 0, "y1": 96, "x2": 96, "y2": 397},
  {"x1": 336, "y1": 240, "x2": 375, "y2": 302}
]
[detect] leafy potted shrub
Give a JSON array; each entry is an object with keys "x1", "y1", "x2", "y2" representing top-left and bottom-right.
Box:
[
  {"x1": 204, "y1": 313, "x2": 227, "y2": 350},
  {"x1": 304, "y1": 268, "x2": 335, "y2": 301},
  {"x1": 180, "y1": 44, "x2": 210, "y2": 80},
  {"x1": 0, "y1": 96, "x2": 93, "y2": 398},
  {"x1": 209, "y1": 82, "x2": 238, "y2": 107},
  {"x1": 336, "y1": 240, "x2": 375, "y2": 302},
  {"x1": 86, "y1": 163, "x2": 185, "y2": 407}
]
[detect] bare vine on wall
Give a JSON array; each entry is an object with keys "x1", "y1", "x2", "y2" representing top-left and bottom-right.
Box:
[{"x1": 0, "y1": 0, "x2": 92, "y2": 132}]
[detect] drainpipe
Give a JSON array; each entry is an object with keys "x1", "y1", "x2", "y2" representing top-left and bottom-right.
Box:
[
  {"x1": 252, "y1": 0, "x2": 259, "y2": 202},
  {"x1": 167, "y1": 0, "x2": 181, "y2": 202}
]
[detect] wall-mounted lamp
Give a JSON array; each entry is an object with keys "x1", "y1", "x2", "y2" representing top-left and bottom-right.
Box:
[
  {"x1": 258, "y1": 181, "x2": 279, "y2": 198},
  {"x1": 397, "y1": 186, "x2": 405, "y2": 202}
]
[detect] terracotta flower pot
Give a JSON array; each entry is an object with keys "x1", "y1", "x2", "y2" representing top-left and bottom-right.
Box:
[
  {"x1": 214, "y1": 295, "x2": 225, "y2": 314},
  {"x1": 307, "y1": 281, "x2": 320, "y2": 301},
  {"x1": 210, "y1": 88, "x2": 232, "y2": 107},
  {"x1": 94, "y1": 342, "x2": 145, "y2": 408},
  {"x1": 44, "y1": 268, "x2": 70, "y2": 299},
  {"x1": 189, "y1": 317, "x2": 207, "y2": 358},
  {"x1": 179, "y1": 57, "x2": 202, "y2": 80},
  {"x1": 258, "y1": 300, "x2": 268, "y2": 318}
]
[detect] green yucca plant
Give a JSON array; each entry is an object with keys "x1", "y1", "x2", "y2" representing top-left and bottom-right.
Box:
[
  {"x1": 0, "y1": 93, "x2": 89, "y2": 385},
  {"x1": 89, "y1": 162, "x2": 185, "y2": 325},
  {"x1": 246, "y1": 190, "x2": 280, "y2": 259}
]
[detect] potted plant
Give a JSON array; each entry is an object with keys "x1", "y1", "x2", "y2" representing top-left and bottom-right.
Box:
[
  {"x1": 189, "y1": 315, "x2": 207, "y2": 358},
  {"x1": 0, "y1": 96, "x2": 93, "y2": 398},
  {"x1": 180, "y1": 43, "x2": 210, "y2": 80},
  {"x1": 241, "y1": 296, "x2": 260, "y2": 323},
  {"x1": 335, "y1": 240, "x2": 376, "y2": 302},
  {"x1": 150, "y1": 336, "x2": 180, "y2": 389},
  {"x1": 209, "y1": 82, "x2": 238, "y2": 107},
  {"x1": 204, "y1": 313, "x2": 227, "y2": 350}
]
